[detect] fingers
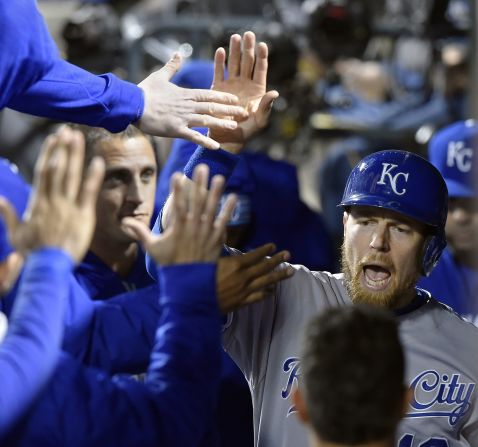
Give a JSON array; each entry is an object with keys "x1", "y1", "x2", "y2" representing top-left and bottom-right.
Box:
[
  {"x1": 256, "y1": 90, "x2": 279, "y2": 128},
  {"x1": 170, "y1": 172, "x2": 188, "y2": 225},
  {"x1": 212, "y1": 192, "x2": 237, "y2": 242},
  {"x1": 77, "y1": 156, "x2": 105, "y2": 208},
  {"x1": 238, "y1": 243, "x2": 276, "y2": 267},
  {"x1": 252, "y1": 42, "x2": 269, "y2": 86},
  {"x1": 189, "y1": 100, "x2": 247, "y2": 119},
  {"x1": 121, "y1": 216, "x2": 155, "y2": 247},
  {"x1": 49, "y1": 141, "x2": 69, "y2": 199},
  {"x1": 64, "y1": 130, "x2": 86, "y2": 201},
  {"x1": 176, "y1": 128, "x2": 221, "y2": 150},
  {"x1": 227, "y1": 34, "x2": 242, "y2": 78},
  {"x1": 247, "y1": 267, "x2": 294, "y2": 294},
  {"x1": 0, "y1": 197, "x2": 20, "y2": 239},
  {"x1": 187, "y1": 114, "x2": 238, "y2": 131},
  {"x1": 240, "y1": 31, "x2": 256, "y2": 80},
  {"x1": 188, "y1": 89, "x2": 241, "y2": 106},
  {"x1": 245, "y1": 250, "x2": 291, "y2": 279},
  {"x1": 201, "y1": 174, "x2": 226, "y2": 229},
  {"x1": 157, "y1": 53, "x2": 182, "y2": 81},
  {"x1": 190, "y1": 164, "x2": 209, "y2": 223},
  {"x1": 213, "y1": 47, "x2": 226, "y2": 85},
  {"x1": 33, "y1": 134, "x2": 59, "y2": 199}
]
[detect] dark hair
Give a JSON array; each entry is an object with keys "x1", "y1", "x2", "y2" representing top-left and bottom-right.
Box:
[
  {"x1": 69, "y1": 124, "x2": 159, "y2": 170},
  {"x1": 301, "y1": 305, "x2": 405, "y2": 444}
]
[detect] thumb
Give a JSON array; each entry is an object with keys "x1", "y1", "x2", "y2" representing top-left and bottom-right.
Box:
[
  {"x1": 257, "y1": 90, "x2": 279, "y2": 128},
  {"x1": 121, "y1": 217, "x2": 155, "y2": 248},
  {"x1": 0, "y1": 197, "x2": 20, "y2": 240},
  {"x1": 158, "y1": 53, "x2": 182, "y2": 81}
]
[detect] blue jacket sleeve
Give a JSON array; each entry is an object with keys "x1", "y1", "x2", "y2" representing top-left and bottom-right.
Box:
[
  {"x1": 62, "y1": 276, "x2": 160, "y2": 374},
  {"x1": 7, "y1": 58, "x2": 144, "y2": 133},
  {"x1": 0, "y1": 248, "x2": 73, "y2": 437},
  {"x1": 0, "y1": 1, "x2": 57, "y2": 109},
  {"x1": 6, "y1": 263, "x2": 222, "y2": 447}
]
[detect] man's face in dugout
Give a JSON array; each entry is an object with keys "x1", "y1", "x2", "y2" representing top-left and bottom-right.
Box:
[
  {"x1": 94, "y1": 135, "x2": 157, "y2": 246},
  {"x1": 341, "y1": 206, "x2": 426, "y2": 309}
]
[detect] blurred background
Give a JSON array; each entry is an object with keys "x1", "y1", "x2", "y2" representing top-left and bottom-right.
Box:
[{"x1": 1, "y1": 0, "x2": 475, "y2": 259}]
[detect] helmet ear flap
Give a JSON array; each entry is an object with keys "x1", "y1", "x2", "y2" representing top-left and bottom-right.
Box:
[{"x1": 421, "y1": 231, "x2": 447, "y2": 277}]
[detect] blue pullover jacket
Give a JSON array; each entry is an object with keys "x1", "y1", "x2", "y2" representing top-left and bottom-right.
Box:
[{"x1": 1, "y1": 1, "x2": 143, "y2": 130}]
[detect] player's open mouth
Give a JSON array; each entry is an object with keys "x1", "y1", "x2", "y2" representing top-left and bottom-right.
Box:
[{"x1": 362, "y1": 265, "x2": 391, "y2": 290}]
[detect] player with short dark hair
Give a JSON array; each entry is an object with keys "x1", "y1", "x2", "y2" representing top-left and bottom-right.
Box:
[
  {"x1": 72, "y1": 125, "x2": 157, "y2": 299},
  {"x1": 293, "y1": 306, "x2": 409, "y2": 447}
]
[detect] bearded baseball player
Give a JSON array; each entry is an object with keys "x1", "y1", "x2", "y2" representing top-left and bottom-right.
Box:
[{"x1": 158, "y1": 32, "x2": 478, "y2": 447}]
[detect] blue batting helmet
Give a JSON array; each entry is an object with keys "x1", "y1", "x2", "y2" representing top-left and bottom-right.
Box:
[
  {"x1": 428, "y1": 119, "x2": 477, "y2": 198},
  {"x1": 339, "y1": 150, "x2": 448, "y2": 276}
]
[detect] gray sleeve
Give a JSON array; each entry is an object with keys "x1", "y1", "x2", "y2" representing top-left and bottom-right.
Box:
[{"x1": 222, "y1": 292, "x2": 277, "y2": 387}]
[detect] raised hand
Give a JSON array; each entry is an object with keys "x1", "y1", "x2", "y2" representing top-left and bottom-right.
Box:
[
  {"x1": 208, "y1": 31, "x2": 279, "y2": 153},
  {"x1": 216, "y1": 244, "x2": 294, "y2": 313},
  {"x1": 122, "y1": 164, "x2": 236, "y2": 266},
  {"x1": 136, "y1": 53, "x2": 249, "y2": 149},
  {"x1": 0, "y1": 127, "x2": 105, "y2": 263}
]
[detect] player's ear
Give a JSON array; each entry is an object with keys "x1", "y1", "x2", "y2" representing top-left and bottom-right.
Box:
[{"x1": 292, "y1": 388, "x2": 309, "y2": 424}]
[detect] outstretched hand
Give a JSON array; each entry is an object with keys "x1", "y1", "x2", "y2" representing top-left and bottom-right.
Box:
[
  {"x1": 136, "y1": 53, "x2": 249, "y2": 149},
  {"x1": 208, "y1": 31, "x2": 279, "y2": 153},
  {"x1": 217, "y1": 244, "x2": 294, "y2": 313},
  {"x1": 123, "y1": 164, "x2": 236, "y2": 266},
  {"x1": 0, "y1": 127, "x2": 105, "y2": 263}
]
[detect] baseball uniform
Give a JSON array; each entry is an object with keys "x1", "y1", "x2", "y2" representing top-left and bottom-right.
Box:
[{"x1": 223, "y1": 263, "x2": 478, "y2": 447}]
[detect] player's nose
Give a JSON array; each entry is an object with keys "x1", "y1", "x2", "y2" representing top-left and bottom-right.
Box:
[{"x1": 369, "y1": 223, "x2": 389, "y2": 251}]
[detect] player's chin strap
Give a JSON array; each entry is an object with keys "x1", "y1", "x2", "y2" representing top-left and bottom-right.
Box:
[{"x1": 421, "y1": 229, "x2": 447, "y2": 277}]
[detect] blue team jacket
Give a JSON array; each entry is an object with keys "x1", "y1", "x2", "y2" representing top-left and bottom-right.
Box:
[
  {"x1": 418, "y1": 247, "x2": 478, "y2": 322},
  {"x1": 0, "y1": 249, "x2": 72, "y2": 437},
  {"x1": 1, "y1": 1, "x2": 142, "y2": 130},
  {"x1": 2, "y1": 255, "x2": 222, "y2": 446}
]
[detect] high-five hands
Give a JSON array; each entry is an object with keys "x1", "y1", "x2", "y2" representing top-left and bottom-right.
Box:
[
  {"x1": 0, "y1": 127, "x2": 105, "y2": 263},
  {"x1": 217, "y1": 244, "x2": 294, "y2": 313},
  {"x1": 208, "y1": 31, "x2": 279, "y2": 153},
  {"x1": 122, "y1": 164, "x2": 236, "y2": 266},
  {"x1": 137, "y1": 53, "x2": 249, "y2": 150}
]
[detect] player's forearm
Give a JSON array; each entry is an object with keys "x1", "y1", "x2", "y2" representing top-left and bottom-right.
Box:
[
  {"x1": 145, "y1": 263, "x2": 222, "y2": 445},
  {"x1": 0, "y1": 248, "x2": 73, "y2": 436},
  {"x1": 8, "y1": 59, "x2": 143, "y2": 133},
  {"x1": 0, "y1": 1, "x2": 57, "y2": 109}
]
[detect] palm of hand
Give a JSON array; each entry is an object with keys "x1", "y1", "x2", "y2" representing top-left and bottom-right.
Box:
[{"x1": 209, "y1": 77, "x2": 265, "y2": 149}]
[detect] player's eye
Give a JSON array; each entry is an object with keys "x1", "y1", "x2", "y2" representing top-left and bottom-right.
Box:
[
  {"x1": 104, "y1": 171, "x2": 129, "y2": 187},
  {"x1": 358, "y1": 219, "x2": 373, "y2": 226},
  {"x1": 141, "y1": 169, "x2": 155, "y2": 183},
  {"x1": 393, "y1": 226, "x2": 410, "y2": 234}
]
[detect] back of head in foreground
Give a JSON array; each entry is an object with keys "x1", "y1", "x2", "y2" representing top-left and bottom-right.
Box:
[{"x1": 294, "y1": 305, "x2": 408, "y2": 447}]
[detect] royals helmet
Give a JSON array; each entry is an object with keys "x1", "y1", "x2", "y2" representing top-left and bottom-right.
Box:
[{"x1": 339, "y1": 150, "x2": 448, "y2": 276}]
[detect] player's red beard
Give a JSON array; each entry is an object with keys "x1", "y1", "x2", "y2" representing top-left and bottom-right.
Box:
[{"x1": 340, "y1": 242, "x2": 420, "y2": 309}]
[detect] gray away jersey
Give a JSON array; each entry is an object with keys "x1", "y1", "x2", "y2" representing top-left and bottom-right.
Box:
[{"x1": 223, "y1": 263, "x2": 478, "y2": 447}]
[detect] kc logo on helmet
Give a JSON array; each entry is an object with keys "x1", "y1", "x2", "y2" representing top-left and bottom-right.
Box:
[
  {"x1": 447, "y1": 141, "x2": 472, "y2": 173},
  {"x1": 377, "y1": 163, "x2": 410, "y2": 195}
]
